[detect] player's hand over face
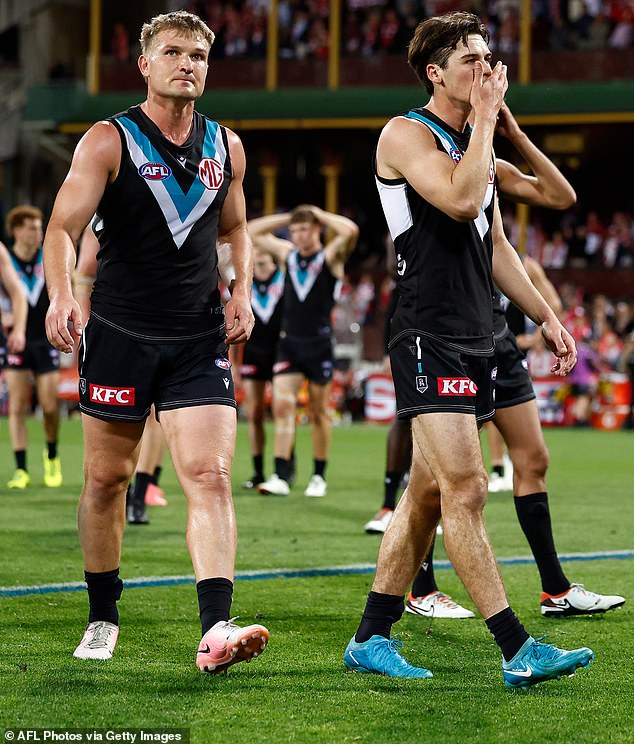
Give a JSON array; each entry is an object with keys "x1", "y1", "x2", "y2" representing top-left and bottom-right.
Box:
[
  {"x1": 46, "y1": 295, "x2": 84, "y2": 354},
  {"x1": 224, "y1": 289, "x2": 254, "y2": 345},
  {"x1": 495, "y1": 102, "x2": 521, "y2": 139},
  {"x1": 470, "y1": 61, "x2": 508, "y2": 120},
  {"x1": 541, "y1": 320, "x2": 577, "y2": 376}
]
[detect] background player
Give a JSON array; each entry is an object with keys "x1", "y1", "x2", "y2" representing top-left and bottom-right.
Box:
[
  {"x1": 5, "y1": 205, "x2": 62, "y2": 489},
  {"x1": 233, "y1": 248, "x2": 285, "y2": 490},
  {"x1": 249, "y1": 205, "x2": 358, "y2": 497}
]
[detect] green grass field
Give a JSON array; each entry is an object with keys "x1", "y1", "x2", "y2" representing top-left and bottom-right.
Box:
[{"x1": 1, "y1": 418, "x2": 632, "y2": 743}]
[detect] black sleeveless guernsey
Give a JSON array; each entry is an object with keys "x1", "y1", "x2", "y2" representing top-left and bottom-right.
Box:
[
  {"x1": 91, "y1": 105, "x2": 232, "y2": 338},
  {"x1": 375, "y1": 108, "x2": 496, "y2": 356}
]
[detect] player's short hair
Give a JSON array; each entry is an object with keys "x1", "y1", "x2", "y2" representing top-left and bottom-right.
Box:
[
  {"x1": 6, "y1": 205, "x2": 43, "y2": 235},
  {"x1": 289, "y1": 206, "x2": 320, "y2": 226},
  {"x1": 408, "y1": 12, "x2": 489, "y2": 95},
  {"x1": 140, "y1": 10, "x2": 215, "y2": 56}
]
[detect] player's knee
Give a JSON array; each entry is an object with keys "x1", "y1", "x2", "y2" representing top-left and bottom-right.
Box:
[
  {"x1": 85, "y1": 463, "x2": 132, "y2": 501},
  {"x1": 182, "y1": 459, "x2": 232, "y2": 495},
  {"x1": 445, "y1": 469, "x2": 488, "y2": 512},
  {"x1": 513, "y1": 444, "x2": 550, "y2": 480},
  {"x1": 273, "y1": 394, "x2": 295, "y2": 421}
]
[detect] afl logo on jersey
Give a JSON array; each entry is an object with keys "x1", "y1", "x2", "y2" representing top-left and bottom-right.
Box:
[
  {"x1": 215, "y1": 357, "x2": 231, "y2": 370},
  {"x1": 139, "y1": 162, "x2": 171, "y2": 180},
  {"x1": 199, "y1": 158, "x2": 225, "y2": 190}
]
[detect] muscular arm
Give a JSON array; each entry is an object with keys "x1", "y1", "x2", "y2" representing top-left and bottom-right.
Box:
[
  {"x1": 218, "y1": 130, "x2": 254, "y2": 345},
  {"x1": 377, "y1": 62, "x2": 507, "y2": 222},
  {"x1": 73, "y1": 224, "x2": 100, "y2": 321},
  {"x1": 491, "y1": 204, "x2": 576, "y2": 375},
  {"x1": 247, "y1": 212, "x2": 293, "y2": 264},
  {"x1": 43, "y1": 121, "x2": 120, "y2": 352},
  {"x1": 495, "y1": 104, "x2": 576, "y2": 210},
  {"x1": 523, "y1": 254, "x2": 563, "y2": 317},
  {"x1": 0, "y1": 242, "x2": 27, "y2": 353},
  {"x1": 312, "y1": 206, "x2": 359, "y2": 278}
]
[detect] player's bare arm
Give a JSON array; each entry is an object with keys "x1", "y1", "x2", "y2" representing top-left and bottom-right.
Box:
[
  {"x1": 219, "y1": 130, "x2": 255, "y2": 346},
  {"x1": 495, "y1": 104, "x2": 576, "y2": 210},
  {"x1": 491, "y1": 204, "x2": 576, "y2": 375},
  {"x1": 312, "y1": 206, "x2": 359, "y2": 277},
  {"x1": 377, "y1": 62, "x2": 505, "y2": 222},
  {"x1": 72, "y1": 224, "x2": 100, "y2": 321},
  {"x1": 247, "y1": 212, "x2": 294, "y2": 264},
  {"x1": 0, "y1": 241, "x2": 27, "y2": 353},
  {"x1": 43, "y1": 122, "x2": 120, "y2": 353},
  {"x1": 523, "y1": 254, "x2": 563, "y2": 316}
]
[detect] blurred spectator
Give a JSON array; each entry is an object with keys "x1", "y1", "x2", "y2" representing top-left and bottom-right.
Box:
[
  {"x1": 111, "y1": 22, "x2": 131, "y2": 63},
  {"x1": 541, "y1": 229, "x2": 569, "y2": 268}
]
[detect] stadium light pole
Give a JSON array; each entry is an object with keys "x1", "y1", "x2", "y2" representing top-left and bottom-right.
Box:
[
  {"x1": 87, "y1": 0, "x2": 102, "y2": 95},
  {"x1": 259, "y1": 164, "x2": 279, "y2": 215},
  {"x1": 266, "y1": 0, "x2": 279, "y2": 91},
  {"x1": 328, "y1": 0, "x2": 342, "y2": 90}
]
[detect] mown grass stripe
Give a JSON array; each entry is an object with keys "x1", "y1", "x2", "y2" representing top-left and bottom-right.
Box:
[{"x1": 1, "y1": 550, "x2": 632, "y2": 598}]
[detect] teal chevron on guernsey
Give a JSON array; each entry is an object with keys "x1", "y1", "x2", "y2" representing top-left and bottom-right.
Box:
[
  {"x1": 1, "y1": 550, "x2": 632, "y2": 598},
  {"x1": 117, "y1": 115, "x2": 225, "y2": 248}
]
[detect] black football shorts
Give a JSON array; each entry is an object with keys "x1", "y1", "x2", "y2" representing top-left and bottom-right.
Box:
[
  {"x1": 493, "y1": 332, "x2": 536, "y2": 410},
  {"x1": 78, "y1": 314, "x2": 236, "y2": 423},
  {"x1": 240, "y1": 343, "x2": 276, "y2": 382},
  {"x1": 5, "y1": 338, "x2": 60, "y2": 375},
  {"x1": 273, "y1": 334, "x2": 334, "y2": 385},
  {"x1": 389, "y1": 333, "x2": 495, "y2": 422}
]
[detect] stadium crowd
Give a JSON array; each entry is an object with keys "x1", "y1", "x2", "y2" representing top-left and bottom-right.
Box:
[
  {"x1": 104, "y1": 0, "x2": 633, "y2": 63},
  {"x1": 503, "y1": 208, "x2": 634, "y2": 269}
]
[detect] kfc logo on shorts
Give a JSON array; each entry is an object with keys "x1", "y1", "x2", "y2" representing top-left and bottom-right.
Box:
[
  {"x1": 139, "y1": 162, "x2": 171, "y2": 181},
  {"x1": 89, "y1": 384, "x2": 136, "y2": 406},
  {"x1": 198, "y1": 158, "x2": 225, "y2": 190},
  {"x1": 438, "y1": 377, "x2": 477, "y2": 396},
  {"x1": 215, "y1": 357, "x2": 231, "y2": 370},
  {"x1": 7, "y1": 354, "x2": 23, "y2": 366}
]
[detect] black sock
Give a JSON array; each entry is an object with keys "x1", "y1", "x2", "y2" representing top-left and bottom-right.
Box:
[
  {"x1": 355, "y1": 591, "x2": 404, "y2": 643},
  {"x1": 383, "y1": 470, "x2": 403, "y2": 510},
  {"x1": 133, "y1": 472, "x2": 152, "y2": 504},
  {"x1": 151, "y1": 466, "x2": 162, "y2": 486},
  {"x1": 493, "y1": 464, "x2": 504, "y2": 477},
  {"x1": 47, "y1": 441, "x2": 58, "y2": 460},
  {"x1": 411, "y1": 537, "x2": 438, "y2": 597},
  {"x1": 15, "y1": 450, "x2": 26, "y2": 471},
  {"x1": 314, "y1": 459, "x2": 327, "y2": 478},
  {"x1": 274, "y1": 457, "x2": 292, "y2": 482},
  {"x1": 197, "y1": 577, "x2": 234, "y2": 635},
  {"x1": 252, "y1": 454, "x2": 264, "y2": 479},
  {"x1": 485, "y1": 607, "x2": 530, "y2": 662},
  {"x1": 85, "y1": 569, "x2": 123, "y2": 625},
  {"x1": 514, "y1": 492, "x2": 569, "y2": 595}
]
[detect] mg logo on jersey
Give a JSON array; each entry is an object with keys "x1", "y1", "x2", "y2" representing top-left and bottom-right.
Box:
[
  {"x1": 89, "y1": 384, "x2": 136, "y2": 405},
  {"x1": 198, "y1": 158, "x2": 225, "y2": 190},
  {"x1": 438, "y1": 377, "x2": 477, "y2": 396},
  {"x1": 139, "y1": 162, "x2": 171, "y2": 180}
]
